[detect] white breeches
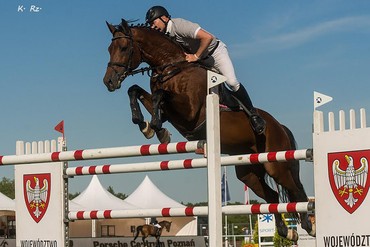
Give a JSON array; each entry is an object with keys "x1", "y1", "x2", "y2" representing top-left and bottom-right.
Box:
[{"x1": 211, "y1": 41, "x2": 240, "y2": 91}]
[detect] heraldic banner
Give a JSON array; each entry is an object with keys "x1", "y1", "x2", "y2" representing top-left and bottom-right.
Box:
[
  {"x1": 313, "y1": 111, "x2": 370, "y2": 247},
  {"x1": 15, "y1": 146, "x2": 65, "y2": 247}
]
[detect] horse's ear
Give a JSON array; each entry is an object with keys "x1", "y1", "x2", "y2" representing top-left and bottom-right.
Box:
[
  {"x1": 106, "y1": 21, "x2": 116, "y2": 34},
  {"x1": 120, "y1": 18, "x2": 131, "y2": 34}
]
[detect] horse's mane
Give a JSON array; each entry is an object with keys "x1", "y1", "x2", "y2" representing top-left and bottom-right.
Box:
[{"x1": 117, "y1": 19, "x2": 186, "y2": 54}]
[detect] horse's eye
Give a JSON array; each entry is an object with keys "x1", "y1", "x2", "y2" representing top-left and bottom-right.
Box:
[{"x1": 121, "y1": 47, "x2": 128, "y2": 52}]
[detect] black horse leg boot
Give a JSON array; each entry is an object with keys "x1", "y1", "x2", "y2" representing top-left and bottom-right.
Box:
[{"x1": 231, "y1": 84, "x2": 266, "y2": 135}]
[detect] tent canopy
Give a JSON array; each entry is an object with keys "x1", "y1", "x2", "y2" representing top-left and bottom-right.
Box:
[
  {"x1": 0, "y1": 192, "x2": 15, "y2": 211},
  {"x1": 123, "y1": 175, "x2": 185, "y2": 209},
  {"x1": 71, "y1": 175, "x2": 136, "y2": 210}
]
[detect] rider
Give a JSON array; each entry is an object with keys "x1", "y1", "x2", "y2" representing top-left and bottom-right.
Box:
[
  {"x1": 145, "y1": 6, "x2": 266, "y2": 135},
  {"x1": 152, "y1": 220, "x2": 162, "y2": 235}
]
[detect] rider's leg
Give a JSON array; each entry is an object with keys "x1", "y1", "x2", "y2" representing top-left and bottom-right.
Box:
[
  {"x1": 212, "y1": 42, "x2": 265, "y2": 135},
  {"x1": 230, "y1": 84, "x2": 266, "y2": 135}
]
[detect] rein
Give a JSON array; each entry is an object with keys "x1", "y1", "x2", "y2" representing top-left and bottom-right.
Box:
[
  {"x1": 107, "y1": 25, "x2": 194, "y2": 82},
  {"x1": 128, "y1": 61, "x2": 188, "y2": 79}
]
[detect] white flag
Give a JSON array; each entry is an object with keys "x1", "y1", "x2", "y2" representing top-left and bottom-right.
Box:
[
  {"x1": 207, "y1": 70, "x2": 227, "y2": 90},
  {"x1": 314, "y1": 91, "x2": 333, "y2": 109}
]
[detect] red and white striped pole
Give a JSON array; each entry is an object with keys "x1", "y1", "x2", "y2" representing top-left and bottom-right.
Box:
[
  {"x1": 68, "y1": 202, "x2": 314, "y2": 220},
  {"x1": 64, "y1": 149, "x2": 312, "y2": 176},
  {"x1": 1, "y1": 141, "x2": 203, "y2": 165}
]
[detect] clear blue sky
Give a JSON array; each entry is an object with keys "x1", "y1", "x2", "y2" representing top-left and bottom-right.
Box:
[{"x1": 1, "y1": 0, "x2": 370, "y2": 203}]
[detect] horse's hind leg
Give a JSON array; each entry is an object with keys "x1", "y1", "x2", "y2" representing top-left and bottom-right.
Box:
[
  {"x1": 235, "y1": 166, "x2": 293, "y2": 241},
  {"x1": 128, "y1": 85, "x2": 155, "y2": 139},
  {"x1": 265, "y1": 160, "x2": 312, "y2": 239},
  {"x1": 289, "y1": 160, "x2": 315, "y2": 237},
  {"x1": 155, "y1": 236, "x2": 161, "y2": 247},
  {"x1": 263, "y1": 184, "x2": 297, "y2": 241},
  {"x1": 142, "y1": 236, "x2": 147, "y2": 247}
]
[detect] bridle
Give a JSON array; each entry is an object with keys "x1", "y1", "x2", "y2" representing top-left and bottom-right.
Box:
[
  {"x1": 106, "y1": 24, "x2": 195, "y2": 82},
  {"x1": 107, "y1": 29, "x2": 135, "y2": 80},
  {"x1": 106, "y1": 28, "x2": 160, "y2": 79}
]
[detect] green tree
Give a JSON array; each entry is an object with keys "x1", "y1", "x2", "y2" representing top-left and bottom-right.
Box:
[
  {"x1": 251, "y1": 212, "x2": 294, "y2": 247},
  {"x1": 252, "y1": 219, "x2": 258, "y2": 244},
  {"x1": 0, "y1": 177, "x2": 15, "y2": 199},
  {"x1": 273, "y1": 230, "x2": 294, "y2": 247},
  {"x1": 107, "y1": 185, "x2": 127, "y2": 200},
  {"x1": 69, "y1": 192, "x2": 81, "y2": 200}
]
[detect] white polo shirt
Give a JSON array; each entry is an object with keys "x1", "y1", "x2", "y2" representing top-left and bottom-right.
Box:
[{"x1": 166, "y1": 18, "x2": 218, "y2": 58}]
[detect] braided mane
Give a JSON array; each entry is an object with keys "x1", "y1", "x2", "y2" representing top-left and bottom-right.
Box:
[{"x1": 117, "y1": 20, "x2": 186, "y2": 53}]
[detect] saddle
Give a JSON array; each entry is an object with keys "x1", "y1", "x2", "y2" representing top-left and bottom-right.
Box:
[
  {"x1": 213, "y1": 83, "x2": 242, "y2": 112},
  {"x1": 183, "y1": 83, "x2": 242, "y2": 141}
]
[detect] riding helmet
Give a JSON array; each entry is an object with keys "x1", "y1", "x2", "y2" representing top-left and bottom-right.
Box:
[{"x1": 146, "y1": 6, "x2": 170, "y2": 24}]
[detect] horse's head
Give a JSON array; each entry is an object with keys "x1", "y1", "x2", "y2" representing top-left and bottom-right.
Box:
[
  {"x1": 103, "y1": 19, "x2": 142, "y2": 92},
  {"x1": 160, "y1": 221, "x2": 172, "y2": 232}
]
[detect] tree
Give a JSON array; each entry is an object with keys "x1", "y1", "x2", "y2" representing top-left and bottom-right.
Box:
[
  {"x1": 69, "y1": 192, "x2": 81, "y2": 200},
  {"x1": 107, "y1": 185, "x2": 127, "y2": 200},
  {"x1": 251, "y1": 212, "x2": 294, "y2": 247},
  {"x1": 0, "y1": 177, "x2": 15, "y2": 199}
]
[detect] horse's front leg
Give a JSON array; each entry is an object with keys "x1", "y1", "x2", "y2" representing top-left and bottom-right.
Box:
[
  {"x1": 151, "y1": 89, "x2": 171, "y2": 143},
  {"x1": 128, "y1": 85, "x2": 155, "y2": 139}
]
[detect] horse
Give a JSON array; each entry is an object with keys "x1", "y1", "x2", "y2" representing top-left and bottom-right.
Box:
[
  {"x1": 133, "y1": 220, "x2": 172, "y2": 246},
  {"x1": 103, "y1": 19, "x2": 315, "y2": 241}
]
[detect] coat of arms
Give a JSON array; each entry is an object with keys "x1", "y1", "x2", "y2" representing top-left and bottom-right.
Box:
[
  {"x1": 23, "y1": 173, "x2": 51, "y2": 223},
  {"x1": 328, "y1": 150, "x2": 370, "y2": 214}
]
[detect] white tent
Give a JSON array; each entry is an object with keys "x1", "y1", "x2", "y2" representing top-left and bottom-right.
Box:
[
  {"x1": 69, "y1": 200, "x2": 87, "y2": 211},
  {"x1": 0, "y1": 192, "x2": 15, "y2": 211},
  {"x1": 124, "y1": 176, "x2": 197, "y2": 235},
  {"x1": 123, "y1": 175, "x2": 185, "y2": 208},
  {"x1": 71, "y1": 175, "x2": 136, "y2": 210},
  {"x1": 176, "y1": 219, "x2": 198, "y2": 236},
  {"x1": 69, "y1": 175, "x2": 197, "y2": 236}
]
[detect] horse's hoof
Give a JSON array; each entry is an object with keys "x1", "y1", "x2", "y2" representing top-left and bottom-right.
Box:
[
  {"x1": 140, "y1": 121, "x2": 155, "y2": 139},
  {"x1": 156, "y1": 128, "x2": 171, "y2": 143},
  {"x1": 287, "y1": 229, "x2": 299, "y2": 242}
]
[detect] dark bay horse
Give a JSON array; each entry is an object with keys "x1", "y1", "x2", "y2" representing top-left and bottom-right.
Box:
[
  {"x1": 103, "y1": 19, "x2": 315, "y2": 241},
  {"x1": 133, "y1": 220, "x2": 172, "y2": 246}
]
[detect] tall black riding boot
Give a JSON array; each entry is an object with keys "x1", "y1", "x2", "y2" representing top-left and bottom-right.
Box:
[{"x1": 231, "y1": 84, "x2": 266, "y2": 135}]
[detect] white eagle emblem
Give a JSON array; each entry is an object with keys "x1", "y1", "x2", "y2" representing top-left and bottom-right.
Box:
[
  {"x1": 332, "y1": 155, "x2": 368, "y2": 208},
  {"x1": 26, "y1": 177, "x2": 49, "y2": 218}
]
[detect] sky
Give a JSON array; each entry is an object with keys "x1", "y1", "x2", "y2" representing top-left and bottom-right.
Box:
[{"x1": 1, "y1": 0, "x2": 370, "y2": 204}]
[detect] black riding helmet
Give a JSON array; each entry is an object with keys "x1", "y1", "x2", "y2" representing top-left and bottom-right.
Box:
[{"x1": 145, "y1": 6, "x2": 170, "y2": 24}]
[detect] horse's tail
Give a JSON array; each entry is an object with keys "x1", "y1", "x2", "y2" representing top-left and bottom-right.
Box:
[
  {"x1": 281, "y1": 124, "x2": 308, "y2": 223},
  {"x1": 271, "y1": 125, "x2": 296, "y2": 202},
  {"x1": 282, "y1": 124, "x2": 306, "y2": 193},
  {"x1": 282, "y1": 125, "x2": 297, "y2": 150},
  {"x1": 133, "y1": 226, "x2": 142, "y2": 241}
]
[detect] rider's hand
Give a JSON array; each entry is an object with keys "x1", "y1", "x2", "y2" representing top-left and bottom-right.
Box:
[{"x1": 185, "y1": 53, "x2": 199, "y2": 62}]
